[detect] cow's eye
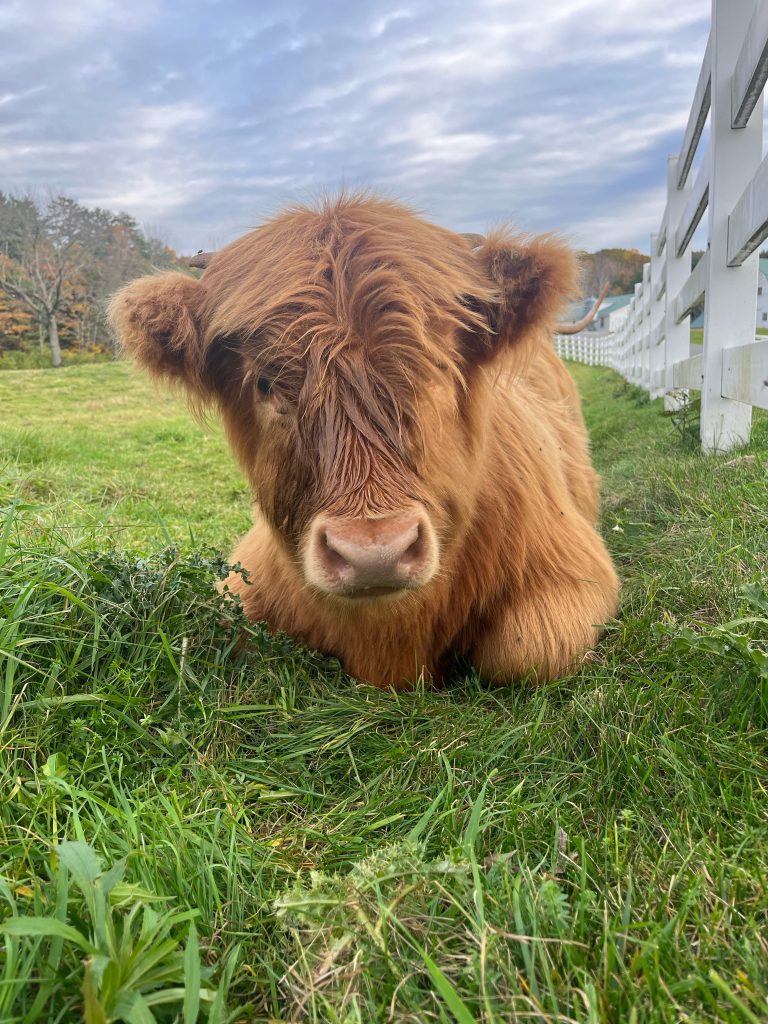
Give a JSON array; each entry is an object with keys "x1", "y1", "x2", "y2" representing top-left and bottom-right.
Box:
[{"x1": 256, "y1": 376, "x2": 271, "y2": 395}]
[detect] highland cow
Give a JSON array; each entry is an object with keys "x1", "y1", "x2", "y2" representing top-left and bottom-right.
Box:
[{"x1": 109, "y1": 195, "x2": 619, "y2": 689}]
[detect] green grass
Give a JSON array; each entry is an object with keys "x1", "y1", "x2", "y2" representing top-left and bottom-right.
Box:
[
  {"x1": 1, "y1": 362, "x2": 767, "y2": 1023},
  {"x1": 0, "y1": 362, "x2": 251, "y2": 549},
  {"x1": 0, "y1": 349, "x2": 115, "y2": 371}
]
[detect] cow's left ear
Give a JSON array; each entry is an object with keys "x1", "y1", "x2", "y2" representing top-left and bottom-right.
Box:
[{"x1": 463, "y1": 232, "x2": 579, "y2": 360}]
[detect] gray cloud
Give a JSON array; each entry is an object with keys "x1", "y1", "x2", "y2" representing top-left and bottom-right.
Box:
[{"x1": 0, "y1": 0, "x2": 711, "y2": 253}]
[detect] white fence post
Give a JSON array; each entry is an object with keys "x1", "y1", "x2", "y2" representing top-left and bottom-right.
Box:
[
  {"x1": 649, "y1": 237, "x2": 666, "y2": 397},
  {"x1": 633, "y1": 284, "x2": 642, "y2": 384},
  {"x1": 640, "y1": 275, "x2": 647, "y2": 387},
  {"x1": 664, "y1": 155, "x2": 694, "y2": 410},
  {"x1": 700, "y1": 0, "x2": 764, "y2": 451},
  {"x1": 642, "y1": 262, "x2": 651, "y2": 390},
  {"x1": 647, "y1": 262, "x2": 651, "y2": 389}
]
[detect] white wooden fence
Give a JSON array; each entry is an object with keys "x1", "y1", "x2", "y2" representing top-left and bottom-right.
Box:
[{"x1": 556, "y1": 0, "x2": 768, "y2": 452}]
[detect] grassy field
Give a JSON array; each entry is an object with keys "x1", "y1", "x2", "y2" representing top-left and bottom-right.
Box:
[{"x1": 1, "y1": 361, "x2": 767, "y2": 1023}]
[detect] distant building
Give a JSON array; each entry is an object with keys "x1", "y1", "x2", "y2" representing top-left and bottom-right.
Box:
[
  {"x1": 562, "y1": 297, "x2": 597, "y2": 325},
  {"x1": 594, "y1": 294, "x2": 633, "y2": 332},
  {"x1": 561, "y1": 293, "x2": 639, "y2": 333}
]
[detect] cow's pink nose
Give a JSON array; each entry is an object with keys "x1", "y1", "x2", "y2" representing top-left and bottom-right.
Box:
[{"x1": 306, "y1": 512, "x2": 438, "y2": 596}]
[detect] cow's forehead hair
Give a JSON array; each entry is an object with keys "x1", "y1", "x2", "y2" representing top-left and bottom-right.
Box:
[{"x1": 200, "y1": 192, "x2": 495, "y2": 372}]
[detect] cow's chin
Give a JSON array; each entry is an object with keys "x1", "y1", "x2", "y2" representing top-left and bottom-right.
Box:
[{"x1": 301, "y1": 507, "x2": 440, "y2": 602}]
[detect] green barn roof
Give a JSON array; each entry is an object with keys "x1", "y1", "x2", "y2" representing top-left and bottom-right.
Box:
[{"x1": 598, "y1": 294, "x2": 633, "y2": 315}]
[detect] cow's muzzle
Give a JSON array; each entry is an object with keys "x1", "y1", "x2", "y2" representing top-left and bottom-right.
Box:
[{"x1": 304, "y1": 508, "x2": 438, "y2": 598}]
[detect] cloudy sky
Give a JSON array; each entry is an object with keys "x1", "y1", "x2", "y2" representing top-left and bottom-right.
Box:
[{"x1": 1, "y1": 0, "x2": 713, "y2": 255}]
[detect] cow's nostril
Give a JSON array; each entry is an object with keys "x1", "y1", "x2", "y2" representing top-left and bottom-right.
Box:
[
  {"x1": 399, "y1": 526, "x2": 425, "y2": 569},
  {"x1": 321, "y1": 531, "x2": 353, "y2": 573}
]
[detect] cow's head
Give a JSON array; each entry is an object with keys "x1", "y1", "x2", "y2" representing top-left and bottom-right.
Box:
[{"x1": 109, "y1": 196, "x2": 577, "y2": 602}]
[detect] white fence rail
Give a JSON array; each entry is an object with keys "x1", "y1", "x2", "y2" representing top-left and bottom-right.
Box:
[{"x1": 556, "y1": 0, "x2": 768, "y2": 452}]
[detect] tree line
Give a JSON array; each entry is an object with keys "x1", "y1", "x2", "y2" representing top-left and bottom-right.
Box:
[
  {"x1": 0, "y1": 192, "x2": 190, "y2": 367},
  {"x1": 578, "y1": 248, "x2": 650, "y2": 298}
]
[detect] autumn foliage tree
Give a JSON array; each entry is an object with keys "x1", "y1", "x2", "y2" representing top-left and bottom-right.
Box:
[
  {"x1": 0, "y1": 198, "x2": 79, "y2": 366},
  {"x1": 0, "y1": 192, "x2": 185, "y2": 367},
  {"x1": 0, "y1": 273, "x2": 33, "y2": 350},
  {"x1": 579, "y1": 248, "x2": 650, "y2": 297}
]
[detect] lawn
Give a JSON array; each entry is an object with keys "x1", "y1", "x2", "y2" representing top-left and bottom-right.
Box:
[{"x1": 1, "y1": 361, "x2": 767, "y2": 1023}]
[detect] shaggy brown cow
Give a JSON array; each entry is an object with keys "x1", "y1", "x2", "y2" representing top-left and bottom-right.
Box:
[{"x1": 109, "y1": 194, "x2": 619, "y2": 689}]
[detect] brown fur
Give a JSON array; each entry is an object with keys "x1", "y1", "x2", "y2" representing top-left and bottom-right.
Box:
[{"x1": 109, "y1": 194, "x2": 619, "y2": 689}]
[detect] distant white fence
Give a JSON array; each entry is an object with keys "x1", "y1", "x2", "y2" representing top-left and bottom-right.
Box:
[
  {"x1": 556, "y1": 0, "x2": 768, "y2": 452},
  {"x1": 554, "y1": 333, "x2": 616, "y2": 367}
]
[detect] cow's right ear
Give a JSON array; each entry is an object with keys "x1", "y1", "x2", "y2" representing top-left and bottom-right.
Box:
[{"x1": 108, "y1": 273, "x2": 210, "y2": 396}]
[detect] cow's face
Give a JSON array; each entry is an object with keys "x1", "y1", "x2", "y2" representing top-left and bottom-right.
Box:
[{"x1": 109, "y1": 196, "x2": 576, "y2": 602}]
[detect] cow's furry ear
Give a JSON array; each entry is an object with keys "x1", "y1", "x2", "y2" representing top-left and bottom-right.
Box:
[
  {"x1": 108, "y1": 273, "x2": 210, "y2": 395},
  {"x1": 464, "y1": 232, "x2": 579, "y2": 361}
]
